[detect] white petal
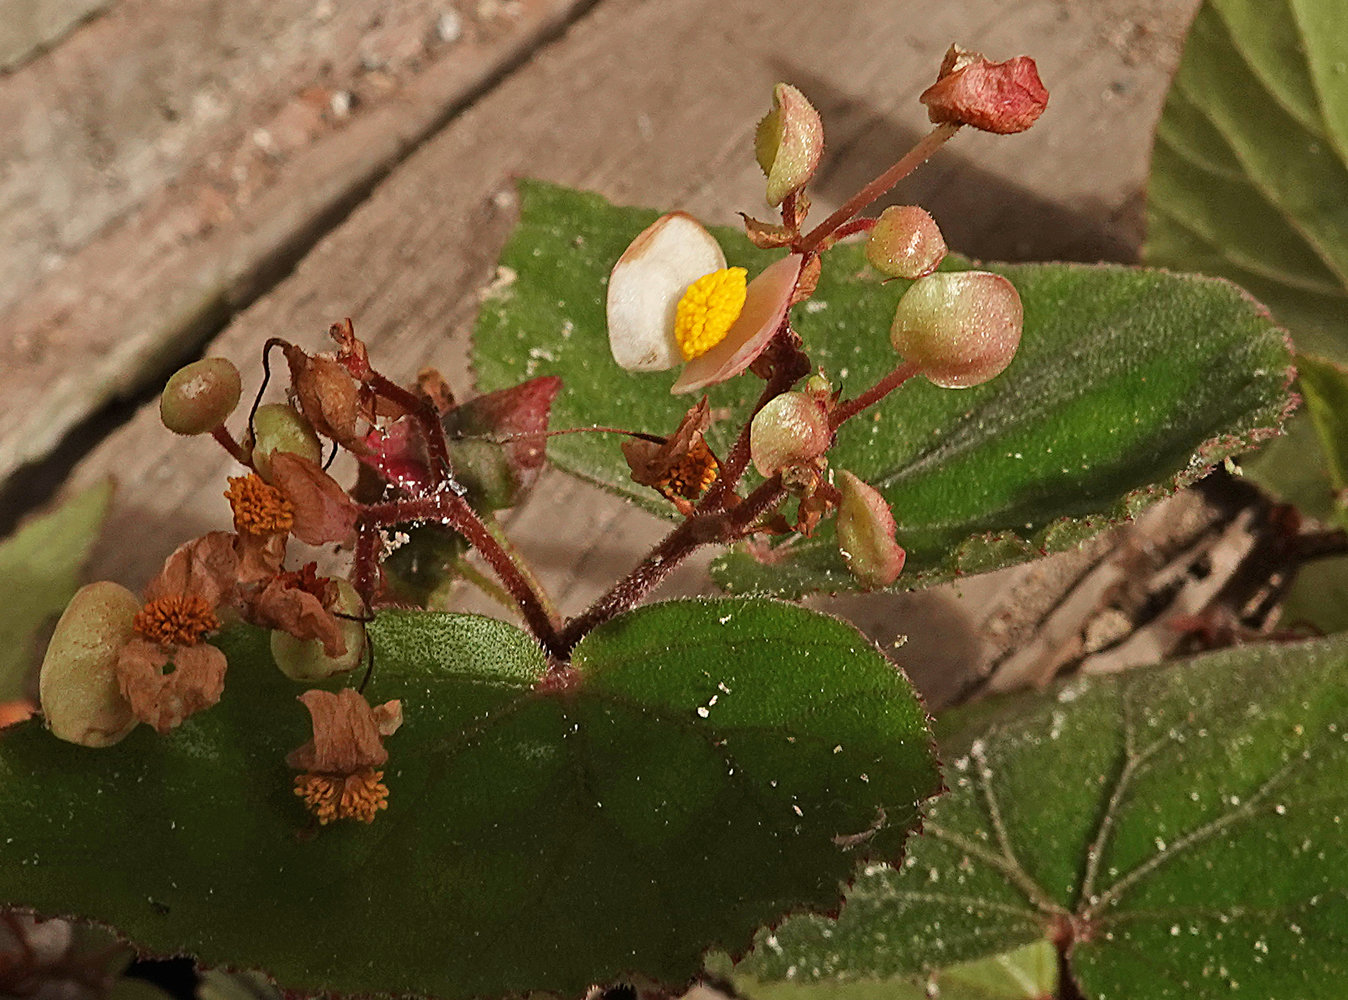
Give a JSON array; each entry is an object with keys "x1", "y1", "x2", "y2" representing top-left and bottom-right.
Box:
[
  {"x1": 672, "y1": 255, "x2": 802, "y2": 394},
  {"x1": 607, "y1": 212, "x2": 726, "y2": 372}
]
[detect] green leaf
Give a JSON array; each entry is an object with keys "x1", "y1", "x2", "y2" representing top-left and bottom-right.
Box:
[
  {"x1": 0, "y1": 599, "x2": 937, "y2": 999},
  {"x1": 733, "y1": 633, "x2": 1348, "y2": 999},
  {"x1": 475, "y1": 182, "x2": 1291, "y2": 597},
  {"x1": 726, "y1": 940, "x2": 1056, "y2": 999},
  {"x1": 1144, "y1": 0, "x2": 1348, "y2": 510},
  {"x1": 0, "y1": 481, "x2": 113, "y2": 701}
]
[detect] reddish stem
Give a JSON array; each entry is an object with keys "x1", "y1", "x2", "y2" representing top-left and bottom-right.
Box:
[
  {"x1": 830, "y1": 361, "x2": 921, "y2": 429},
  {"x1": 211, "y1": 424, "x2": 252, "y2": 467},
  {"x1": 352, "y1": 520, "x2": 380, "y2": 606},
  {"x1": 796, "y1": 123, "x2": 960, "y2": 256},
  {"x1": 363, "y1": 491, "x2": 562, "y2": 655},
  {"x1": 558, "y1": 476, "x2": 787, "y2": 654}
]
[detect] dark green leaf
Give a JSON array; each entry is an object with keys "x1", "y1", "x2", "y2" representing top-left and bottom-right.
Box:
[
  {"x1": 0, "y1": 599, "x2": 936, "y2": 999},
  {"x1": 475, "y1": 182, "x2": 1291, "y2": 597},
  {"x1": 1143, "y1": 0, "x2": 1348, "y2": 510},
  {"x1": 0, "y1": 481, "x2": 113, "y2": 701},
  {"x1": 734, "y1": 633, "x2": 1348, "y2": 999}
]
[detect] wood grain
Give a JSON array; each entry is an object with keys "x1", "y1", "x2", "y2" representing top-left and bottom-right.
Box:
[
  {"x1": 48, "y1": 0, "x2": 1200, "y2": 693},
  {"x1": 0, "y1": 0, "x2": 593, "y2": 482}
]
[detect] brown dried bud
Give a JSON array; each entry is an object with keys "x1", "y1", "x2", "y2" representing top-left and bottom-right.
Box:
[
  {"x1": 866, "y1": 206, "x2": 947, "y2": 279},
  {"x1": 740, "y1": 214, "x2": 796, "y2": 249},
  {"x1": 836, "y1": 470, "x2": 906, "y2": 590},
  {"x1": 160, "y1": 358, "x2": 242, "y2": 435},
  {"x1": 750, "y1": 391, "x2": 832, "y2": 478},
  {"x1": 39, "y1": 582, "x2": 141, "y2": 747},
  {"x1": 920, "y1": 46, "x2": 1048, "y2": 134},
  {"x1": 891, "y1": 271, "x2": 1022, "y2": 388},
  {"x1": 283, "y1": 343, "x2": 367, "y2": 451},
  {"x1": 755, "y1": 83, "x2": 825, "y2": 207}
]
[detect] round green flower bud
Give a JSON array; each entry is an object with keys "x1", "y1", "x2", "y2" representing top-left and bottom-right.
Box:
[
  {"x1": 890, "y1": 271, "x2": 1022, "y2": 388},
  {"x1": 248, "y1": 403, "x2": 322, "y2": 481},
  {"x1": 270, "y1": 579, "x2": 367, "y2": 682},
  {"x1": 39, "y1": 581, "x2": 141, "y2": 747},
  {"x1": 160, "y1": 357, "x2": 242, "y2": 435},
  {"x1": 866, "y1": 206, "x2": 947, "y2": 279},
  {"x1": 750, "y1": 391, "x2": 832, "y2": 477}
]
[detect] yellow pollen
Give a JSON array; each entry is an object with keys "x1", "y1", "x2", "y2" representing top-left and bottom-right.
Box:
[
  {"x1": 674, "y1": 268, "x2": 747, "y2": 361},
  {"x1": 295, "y1": 769, "x2": 389, "y2": 825},
  {"x1": 134, "y1": 594, "x2": 220, "y2": 646},
  {"x1": 225, "y1": 474, "x2": 294, "y2": 536}
]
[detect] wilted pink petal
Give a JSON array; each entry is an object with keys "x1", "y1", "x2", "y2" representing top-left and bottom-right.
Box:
[
  {"x1": 115, "y1": 639, "x2": 227, "y2": 733},
  {"x1": 286, "y1": 688, "x2": 398, "y2": 773},
  {"x1": 270, "y1": 452, "x2": 359, "y2": 547}
]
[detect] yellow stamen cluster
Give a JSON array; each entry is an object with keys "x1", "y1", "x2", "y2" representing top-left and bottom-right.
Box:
[
  {"x1": 134, "y1": 595, "x2": 220, "y2": 646},
  {"x1": 659, "y1": 439, "x2": 720, "y2": 501},
  {"x1": 225, "y1": 474, "x2": 294, "y2": 536},
  {"x1": 674, "y1": 268, "x2": 747, "y2": 361},
  {"x1": 294, "y1": 769, "x2": 389, "y2": 825}
]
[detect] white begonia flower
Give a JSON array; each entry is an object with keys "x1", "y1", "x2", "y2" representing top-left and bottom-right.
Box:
[{"x1": 606, "y1": 212, "x2": 801, "y2": 395}]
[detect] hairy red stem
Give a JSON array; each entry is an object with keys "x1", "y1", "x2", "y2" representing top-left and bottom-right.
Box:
[
  {"x1": 558, "y1": 477, "x2": 787, "y2": 654},
  {"x1": 363, "y1": 492, "x2": 562, "y2": 654},
  {"x1": 796, "y1": 123, "x2": 960, "y2": 256},
  {"x1": 830, "y1": 360, "x2": 921, "y2": 429}
]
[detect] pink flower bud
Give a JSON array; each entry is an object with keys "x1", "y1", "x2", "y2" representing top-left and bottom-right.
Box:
[
  {"x1": 835, "y1": 470, "x2": 906, "y2": 590},
  {"x1": 866, "y1": 206, "x2": 947, "y2": 279},
  {"x1": 890, "y1": 271, "x2": 1022, "y2": 388},
  {"x1": 750, "y1": 391, "x2": 832, "y2": 477},
  {"x1": 920, "y1": 46, "x2": 1048, "y2": 135},
  {"x1": 755, "y1": 83, "x2": 825, "y2": 207}
]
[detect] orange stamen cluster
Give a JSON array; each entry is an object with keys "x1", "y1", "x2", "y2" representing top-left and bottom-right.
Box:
[
  {"x1": 133, "y1": 595, "x2": 221, "y2": 646},
  {"x1": 294, "y1": 769, "x2": 389, "y2": 825},
  {"x1": 659, "y1": 439, "x2": 720, "y2": 501},
  {"x1": 225, "y1": 474, "x2": 294, "y2": 536}
]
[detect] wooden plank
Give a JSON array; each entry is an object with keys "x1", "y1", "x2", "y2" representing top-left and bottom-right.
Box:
[
  {"x1": 63, "y1": 0, "x2": 1201, "y2": 695},
  {"x1": 0, "y1": 0, "x2": 110, "y2": 72},
  {"x1": 0, "y1": 0, "x2": 594, "y2": 481}
]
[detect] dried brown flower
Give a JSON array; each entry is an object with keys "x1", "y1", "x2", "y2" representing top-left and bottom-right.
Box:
[
  {"x1": 288, "y1": 689, "x2": 402, "y2": 825},
  {"x1": 621, "y1": 398, "x2": 720, "y2": 512}
]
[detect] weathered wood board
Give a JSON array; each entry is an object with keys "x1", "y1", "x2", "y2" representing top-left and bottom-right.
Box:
[
  {"x1": 7, "y1": 0, "x2": 1200, "y2": 697},
  {"x1": 0, "y1": 0, "x2": 594, "y2": 483}
]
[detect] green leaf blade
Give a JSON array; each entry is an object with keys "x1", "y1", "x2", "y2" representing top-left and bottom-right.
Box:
[
  {"x1": 0, "y1": 481, "x2": 113, "y2": 701},
  {"x1": 1, "y1": 600, "x2": 937, "y2": 999},
  {"x1": 734, "y1": 634, "x2": 1348, "y2": 998},
  {"x1": 476, "y1": 182, "x2": 1291, "y2": 597}
]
